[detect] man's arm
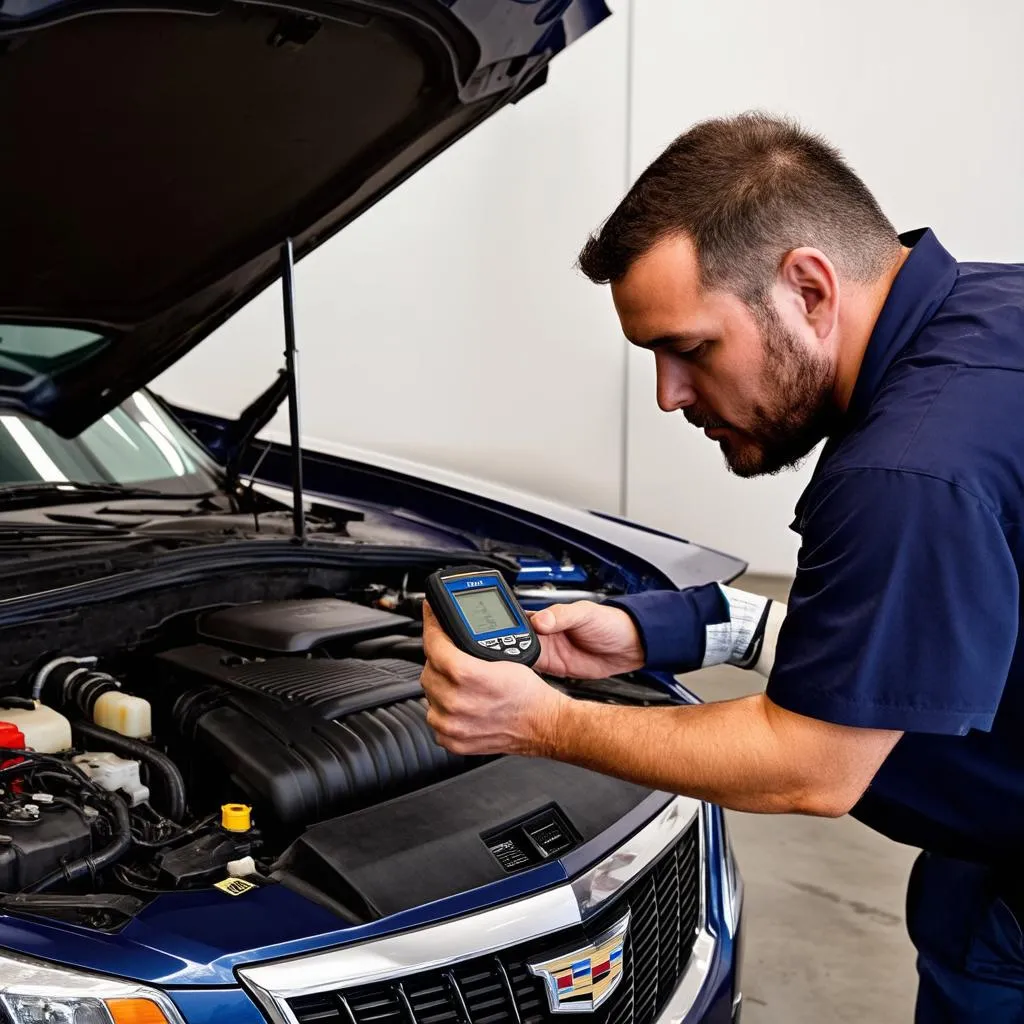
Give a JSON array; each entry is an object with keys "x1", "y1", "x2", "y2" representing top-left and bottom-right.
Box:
[
  {"x1": 420, "y1": 606, "x2": 901, "y2": 818},
  {"x1": 548, "y1": 692, "x2": 900, "y2": 816},
  {"x1": 424, "y1": 469, "x2": 1013, "y2": 815}
]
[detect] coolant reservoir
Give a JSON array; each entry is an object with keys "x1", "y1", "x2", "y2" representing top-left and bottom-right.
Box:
[
  {"x1": 72, "y1": 751, "x2": 150, "y2": 807},
  {"x1": 0, "y1": 702, "x2": 72, "y2": 753},
  {"x1": 93, "y1": 691, "x2": 152, "y2": 739}
]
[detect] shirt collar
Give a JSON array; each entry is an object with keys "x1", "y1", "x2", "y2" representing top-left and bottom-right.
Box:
[
  {"x1": 790, "y1": 229, "x2": 958, "y2": 534},
  {"x1": 845, "y1": 227, "x2": 959, "y2": 423}
]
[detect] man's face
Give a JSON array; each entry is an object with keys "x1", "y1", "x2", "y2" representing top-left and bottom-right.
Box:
[{"x1": 611, "y1": 234, "x2": 838, "y2": 477}]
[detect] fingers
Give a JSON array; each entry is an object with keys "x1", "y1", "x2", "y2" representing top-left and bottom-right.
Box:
[
  {"x1": 424, "y1": 686, "x2": 471, "y2": 755},
  {"x1": 420, "y1": 659, "x2": 458, "y2": 713},
  {"x1": 420, "y1": 648, "x2": 495, "y2": 755},
  {"x1": 422, "y1": 600, "x2": 440, "y2": 632},
  {"x1": 421, "y1": 603, "x2": 494, "y2": 707},
  {"x1": 530, "y1": 601, "x2": 597, "y2": 635},
  {"x1": 421, "y1": 601, "x2": 473, "y2": 677}
]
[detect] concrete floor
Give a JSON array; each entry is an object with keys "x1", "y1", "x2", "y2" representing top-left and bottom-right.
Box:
[{"x1": 683, "y1": 575, "x2": 919, "y2": 1023}]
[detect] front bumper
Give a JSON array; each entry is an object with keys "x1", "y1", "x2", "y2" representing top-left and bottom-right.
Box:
[{"x1": 235, "y1": 797, "x2": 740, "y2": 1024}]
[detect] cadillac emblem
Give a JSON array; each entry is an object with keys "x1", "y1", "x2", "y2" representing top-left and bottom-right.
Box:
[{"x1": 527, "y1": 912, "x2": 630, "y2": 1014}]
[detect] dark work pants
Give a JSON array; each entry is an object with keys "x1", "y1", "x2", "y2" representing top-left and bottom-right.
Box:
[{"x1": 907, "y1": 851, "x2": 1024, "y2": 1022}]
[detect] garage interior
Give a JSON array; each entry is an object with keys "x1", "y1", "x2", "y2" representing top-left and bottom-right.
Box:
[
  {"x1": 145, "y1": 2, "x2": 1019, "y2": 1021},
  {"x1": 2, "y1": 0, "x2": 1021, "y2": 1021}
]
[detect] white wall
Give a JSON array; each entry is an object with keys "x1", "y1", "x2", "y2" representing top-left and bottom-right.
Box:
[
  {"x1": 155, "y1": 7, "x2": 629, "y2": 512},
  {"x1": 157, "y1": 0, "x2": 1024, "y2": 575},
  {"x1": 625, "y1": 0, "x2": 1024, "y2": 574}
]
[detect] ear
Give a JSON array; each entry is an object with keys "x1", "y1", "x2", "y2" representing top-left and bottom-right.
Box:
[{"x1": 776, "y1": 247, "x2": 839, "y2": 341}]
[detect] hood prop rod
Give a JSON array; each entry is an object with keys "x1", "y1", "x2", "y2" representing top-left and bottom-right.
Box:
[{"x1": 280, "y1": 238, "x2": 306, "y2": 543}]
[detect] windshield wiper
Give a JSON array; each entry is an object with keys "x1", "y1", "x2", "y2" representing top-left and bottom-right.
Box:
[
  {"x1": 0, "y1": 521, "x2": 136, "y2": 545},
  {"x1": 0, "y1": 482, "x2": 223, "y2": 514},
  {"x1": 0, "y1": 519, "x2": 130, "y2": 534},
  {"x1": 0, "y1": 481, "x2": 167, "y2": 497},
  {"x1": 0, "y1": 481, "x2": 168, "y2": 505}
]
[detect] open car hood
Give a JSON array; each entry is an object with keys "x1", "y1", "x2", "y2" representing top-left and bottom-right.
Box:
[{"x1": 0, "y1": 0, "x2": 608, "y2": 437}]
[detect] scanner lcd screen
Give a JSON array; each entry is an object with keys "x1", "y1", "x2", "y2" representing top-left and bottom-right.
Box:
[{"x1": 454, "y1": 587, "x2": 517, "y2": 634}]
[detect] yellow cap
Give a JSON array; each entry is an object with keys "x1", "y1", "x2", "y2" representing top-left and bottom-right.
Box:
[{"x1": 221, "y1": 803, "x2": 252, "y2": 832}]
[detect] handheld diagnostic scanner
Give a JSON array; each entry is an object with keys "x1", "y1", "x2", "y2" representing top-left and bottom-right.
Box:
[{"x1": 425, "y1": 565, "x2": 540, "y2": 667}]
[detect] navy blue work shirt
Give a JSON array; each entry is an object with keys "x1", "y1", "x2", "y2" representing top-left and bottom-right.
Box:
[{"x1": 613, "y1": 229, "x2": 1024, "y2": 863}]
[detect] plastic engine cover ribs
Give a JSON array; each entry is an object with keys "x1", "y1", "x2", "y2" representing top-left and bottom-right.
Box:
[{"x1": 156, "y1": 644, "x2": 464, "y2": 827}]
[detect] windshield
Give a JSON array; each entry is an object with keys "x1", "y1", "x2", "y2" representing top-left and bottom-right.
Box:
[
  {"x1": 0, "y1": 390, "x2": 220, "y2": 493},
  {"x1": 0, "y1": 324, "x2": 110, "y2": 382}
]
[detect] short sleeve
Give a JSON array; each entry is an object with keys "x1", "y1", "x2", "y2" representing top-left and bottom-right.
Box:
[{"x1": 766, "y1": 468, "x2": 1019, "y2": 735}]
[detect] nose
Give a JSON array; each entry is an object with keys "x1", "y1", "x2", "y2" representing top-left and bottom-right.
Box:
[{"x1": 654, "y1": 351, "x2": 697, "y2": 413}]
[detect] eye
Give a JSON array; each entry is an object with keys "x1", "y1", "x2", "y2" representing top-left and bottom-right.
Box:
[{"x1": 677, "y1": 340, "x2": 710, "y2": 362}]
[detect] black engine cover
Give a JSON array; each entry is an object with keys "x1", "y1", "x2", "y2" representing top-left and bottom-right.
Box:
[
  {"x1": 156, "y1": 645, "x2": 463, "y2": 827},
  {"x1": 196, "y1": 599, "x2": 412, "y2": 654},
  {"x1": 274, "y1": 757, "x2": 661, "y2": 920},
  {"x1": 0, "y1": 805, "x2": 92, "y2": 892}
]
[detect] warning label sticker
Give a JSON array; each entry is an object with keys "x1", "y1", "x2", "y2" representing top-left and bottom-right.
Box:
[{"x1": 214, "y1": 877, "x2": 256, "y2": 897}]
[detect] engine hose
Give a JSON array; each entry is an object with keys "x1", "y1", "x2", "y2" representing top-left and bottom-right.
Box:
[
  {"x1": 26, "y1": 792, "x2": 131, "y2": 894},
  {"x1": 31, "y1": 657, "x2": 121, "y2": 717},
  {"x1": 0, "y1": 753, "x2": 99, "y2": 793},
  {"x1": 31, "y1": 655, "x2": 98, "y2": 703},
  {"x1": 72, "y1": 721, "x2": 186, "y2": 823},
  {"x1": 66, "y1": 670, "x2": 121, "y2": 718}
]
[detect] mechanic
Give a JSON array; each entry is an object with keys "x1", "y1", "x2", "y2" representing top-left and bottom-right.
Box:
[{"x1": 420, "y1": 113, "x2": 1024, "y2": 1022}]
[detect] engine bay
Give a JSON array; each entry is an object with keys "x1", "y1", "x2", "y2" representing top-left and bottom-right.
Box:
[{"x1": 0, "y1": 562, "x2": 670, "y2": 927}]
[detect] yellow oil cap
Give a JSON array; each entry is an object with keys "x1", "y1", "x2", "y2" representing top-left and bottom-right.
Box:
[{"x1": 221, "y1": 803, "x2": 252, "y2": 832}]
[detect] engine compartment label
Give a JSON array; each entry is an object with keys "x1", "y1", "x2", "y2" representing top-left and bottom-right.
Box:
[{"x1": 214, "y1": 877, "x2": 256, "y2": 897}]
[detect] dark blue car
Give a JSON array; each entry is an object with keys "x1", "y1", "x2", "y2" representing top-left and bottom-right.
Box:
[{"x1": 0, "y1": 3, "x2": 744, "y2": 1022}]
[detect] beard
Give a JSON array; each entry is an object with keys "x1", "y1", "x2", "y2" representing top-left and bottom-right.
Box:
[{"x1": 685, "y1": 305, "x2": 838, "y2": 478}]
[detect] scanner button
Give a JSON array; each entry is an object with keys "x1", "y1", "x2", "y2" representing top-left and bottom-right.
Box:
[
  {"x1": 504, "y1": 647, "x2": 521, "y2": 656},
  {"x1": 501, "y1": 636, "x2": 517, "y2": 645},
  {"x1": 519, "y1": 639, "x2": 533, "y2": 650},
  {"x1": 479, "y1": 639, "x2": 500, "y2": 649}
]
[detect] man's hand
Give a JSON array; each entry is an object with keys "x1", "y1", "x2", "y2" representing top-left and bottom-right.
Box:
[
  {"x1": 529, "y1": 601, "x2": 644, "y2": 678},
  {"x1": 421, "y1": 603, "x2": 569, "y2": 756}
]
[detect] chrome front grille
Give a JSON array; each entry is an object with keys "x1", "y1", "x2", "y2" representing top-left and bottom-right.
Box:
[{"x1": 287, "y1": 820, "x2": 700, "y2": 1024}]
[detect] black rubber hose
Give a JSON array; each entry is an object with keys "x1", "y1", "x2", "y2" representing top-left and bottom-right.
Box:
[
  {"x1": 26, "y1": 792, "x2": 131, "y2": 893},
  {"x1": 73, "y1": 721, "x2": 187, "y2": 823},
  {"x1": 34, "y1": 661, "x2": 121, "y2": 717},
  {"x1": 0, "y1": 752, "x2": 99, "y2": 791}
]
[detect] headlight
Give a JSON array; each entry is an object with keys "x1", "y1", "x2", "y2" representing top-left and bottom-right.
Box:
[{"x1": 0, "y1": 949, "x2": 184, "y2": 1024}]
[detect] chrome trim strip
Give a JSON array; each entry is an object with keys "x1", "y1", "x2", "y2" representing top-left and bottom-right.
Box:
[
  {"x1": 571, "y1": 797, "x2": 700, "y2": 914},
  {"x1": 699, "y1": 803, "x2": 711, "y2": 935},
  {"x1": 650, "y1": 805, "x2": 718, "y2": 1024},
  {"x1": 651, "y1": 928, "x2": 717, "y2": 1024},
  {"x1": 240, "y1": 884, "x2": 581, "y2": 1006},
  {"x1": 239, "y1": 796, "x2": 709, "y2": 1024}
]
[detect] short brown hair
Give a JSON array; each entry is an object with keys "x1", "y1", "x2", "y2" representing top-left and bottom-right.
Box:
[{"x1": 578, "y1": 112, "x2": 900, "y2": 302}]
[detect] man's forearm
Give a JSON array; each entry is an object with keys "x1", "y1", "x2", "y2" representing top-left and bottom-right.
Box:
[{"x1": 546, "y1": 692, "x2": 899, "y2": 816}]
